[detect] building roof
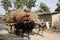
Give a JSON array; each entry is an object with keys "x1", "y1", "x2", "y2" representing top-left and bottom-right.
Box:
[{"x1": 38, "y1": 11, "x2": 60, "y2": 16}]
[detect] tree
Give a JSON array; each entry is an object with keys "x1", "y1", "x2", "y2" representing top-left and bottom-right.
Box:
[
  {"x1": 1, "y1": 0, "x2": 12, "y2": 14},
  {"x1": 38, "y1": 3, "x2": 50, "y2": 13},
  {"x1": 55, "y1": 0, "x2": 60, "y2": 11},
  {"x1": 15, "y1": 0, "x2": 36, "y2": 9},
  {"x1": 27, "y1": 0, "x2": 36, "y2": 8},
  {"x1": 15, "y1": 0, "x2": 23, "y2": 8},
  {"x1": 1, "y1": 0, "x2": 36, "y2": 14}
]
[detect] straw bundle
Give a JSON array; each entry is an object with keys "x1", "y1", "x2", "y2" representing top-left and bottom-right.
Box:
[{"x1": 6, "y1": 9, "x2": 39, "y2": 23}]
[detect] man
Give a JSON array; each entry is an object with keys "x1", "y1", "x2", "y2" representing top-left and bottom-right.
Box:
[
  {"x1": 46, "y1": 21, "x2": 50, "y2": 30},
  {"x1": 22, "y1": 3, "x2": 30, "y2": 21},
  {"x1": 23, "y1": 3, "x2": 30, "y2": 12}
]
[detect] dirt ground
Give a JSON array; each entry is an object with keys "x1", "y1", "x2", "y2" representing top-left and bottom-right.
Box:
[
  {"x1": 0, "y1": 24, "x2": 60, "y2": 40},
  {"x1": 29, "y1": 31, "x2": 60, "y2": 40}
]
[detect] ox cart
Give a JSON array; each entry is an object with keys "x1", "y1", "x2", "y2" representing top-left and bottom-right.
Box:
[{"x1": 6, "y1": 9, "x2": 40, "y2": 39}]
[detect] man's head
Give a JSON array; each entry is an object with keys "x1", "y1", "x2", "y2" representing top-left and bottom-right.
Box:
[{"x1": 26, "y1": 3, "x2": 30, "y2": 8}]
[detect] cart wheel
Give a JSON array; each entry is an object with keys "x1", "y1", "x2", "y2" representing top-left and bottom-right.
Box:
[{"x1": 8, "y1": 25, "x2": 15, "y2": 34}]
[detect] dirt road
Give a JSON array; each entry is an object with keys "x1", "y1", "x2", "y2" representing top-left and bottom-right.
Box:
[
  {"x1": 0, "y1": 25, "x2": 60, "y2": 40},
  {"x1": 29, "y1": 31, "x2": 60, "y2": 40}
]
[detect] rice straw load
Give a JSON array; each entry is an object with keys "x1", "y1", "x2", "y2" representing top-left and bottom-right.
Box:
[
  {"x1": 6, "y1": 9, "x2": 39, "y2": 23},
  {"x1": 6, "y1": 9, "x2": 26, "y2": 23},
  {"x1": 28, "y1": 12, "x2": 39, "y2": 21},
  {"x1": 25, "y1": 12, "x2": 39, "y2": 23}
]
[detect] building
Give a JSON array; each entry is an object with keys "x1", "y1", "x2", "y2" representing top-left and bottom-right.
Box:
[{"x1": 38, "y1": 12, "x2": 60, "y2": 31}]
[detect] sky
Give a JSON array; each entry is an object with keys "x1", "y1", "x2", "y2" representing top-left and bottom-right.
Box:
[
  {"x1": 32, "y1": 0, "x2": 58, "y2": 12},
  {"x1": 0, "y1": 0, "x2": 59, "y2": 15}
]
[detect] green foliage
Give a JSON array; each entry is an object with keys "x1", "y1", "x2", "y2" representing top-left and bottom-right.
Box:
[
  {"x1": 1, "y1": 0, "x2": 36, "y2": 14},
  {"x1": 28, "y1": 0, "x2": 36, "y2": 8},
  {"x1": 55, "y1": 6, "x2": 60, "y2": 11},
  {"x1": 15, "y1": 0, "x2": 36, "y2": 9},
  {"x1": 15, "y1": 0, "x2": 23, "y2": 8},
  {"x1": 55, "y1": 0, "x2": 60, "y2": 11},
  {"x1": 1, "y1": 0, "x2": 12, "y2": 11},
  {"x1": 38, "y1": 3, "x2": 50, "y2": 13}
]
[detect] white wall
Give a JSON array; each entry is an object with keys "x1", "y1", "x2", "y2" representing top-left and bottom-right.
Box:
[{"x1": 52, "y1": 13, "x2": 60, "y2": 29}]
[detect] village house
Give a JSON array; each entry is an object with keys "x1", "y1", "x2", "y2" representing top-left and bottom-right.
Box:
[{"x1": 38, "y1": 12, "x2": 60, "y2": 31}]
